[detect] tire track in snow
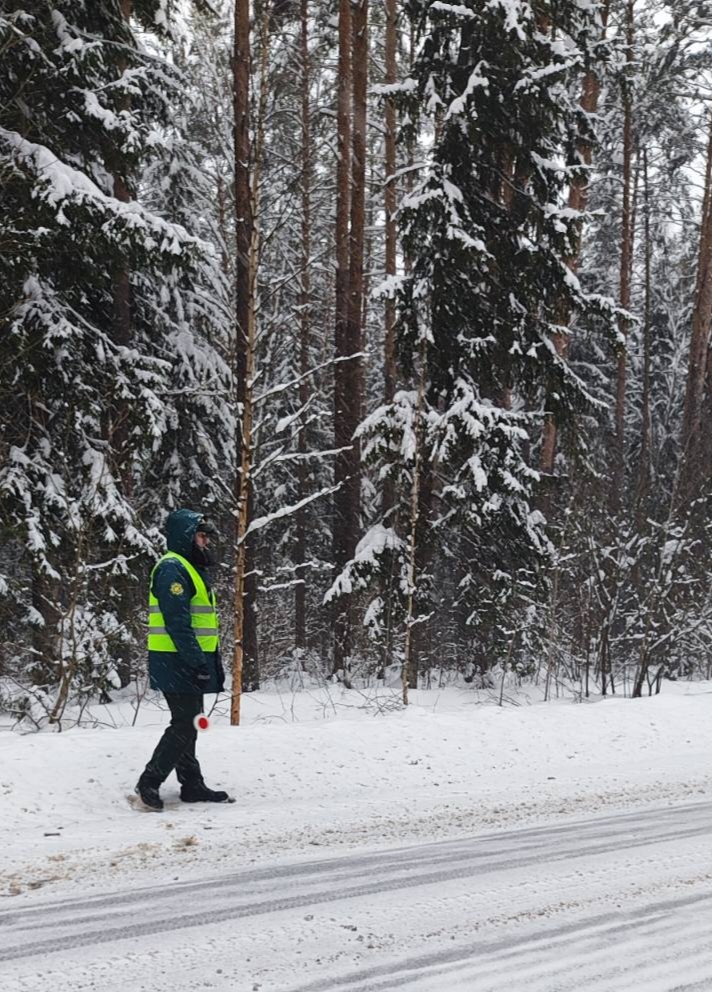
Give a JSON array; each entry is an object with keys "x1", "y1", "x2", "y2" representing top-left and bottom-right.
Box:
[
  {"x1": 1, "y1": 797, "x2": 712, "y2": 966},
  {"x1": 4, "y1": 795, "x2": 710, "y2": 922},
  {"x1": 284, "y1": 888, "x2": 712, "y2": 992}
]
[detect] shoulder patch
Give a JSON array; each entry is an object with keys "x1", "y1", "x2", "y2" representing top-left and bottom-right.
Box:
[{"x1": 170, "y1": 582, "x2": 185, "y2": 596}]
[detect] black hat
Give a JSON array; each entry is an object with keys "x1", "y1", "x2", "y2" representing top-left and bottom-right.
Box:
[{"x1": 196, "y1": 517, "x2": 218, "y2": 537}]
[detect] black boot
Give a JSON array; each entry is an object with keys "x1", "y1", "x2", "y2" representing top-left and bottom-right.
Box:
[
  {"x1": 180, "y1": 784, "x2": 230, "y2": 803},
  {"x1": 135, "y1": 778, "x2": 164, "y2": 811}
]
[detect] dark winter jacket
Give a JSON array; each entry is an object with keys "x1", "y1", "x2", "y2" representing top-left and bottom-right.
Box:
[{"x1": 148, "y1": 509, "x2": 225, "y2": 695}]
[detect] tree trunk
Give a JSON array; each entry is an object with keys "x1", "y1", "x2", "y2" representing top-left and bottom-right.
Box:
[
  {"x1": 332, "y1": 0, "x2": 354, "y2": 676},
  {"x1": 676, "y1": 113, "x2": 712, "y2": 507},
  {"x1": 699, "y1": 328, "x2": 712, "y2": 485},
  {"x1": 610, "y1": 0, "x2": 635, "y2": 514},
  {"x1": 635, "y1": 146, "x2": 652, "y2": 524},
  {"x1": 295, "y1": 0, "x2": 312, "y2": 653},
  {"x1": 109, "y1": 0, "x2": 136, "y2": 688},
  {"x1": 231, "y1": 0, "x2": 270, "y2": 722},
  {"x1": 539, "y1": 0, "x2": 611, "y2": 475},
  {"x1": 346, "y1": 0, "x2": 367, "y2": 480},
  {"x1": 411, "y1": 453, "x2": 434, "y2": 686},
  {"x1": 384, "y1": 0, "x2": 397, "y2": 411},
  {"x1": 380, "y1": 2, "x2": 399, "y2": 666},
  {"x1": 402, "y1": 17, "x2": 416, "y2": 279},
  {"x1": 110, "y1": 0, "x2": 134, "y2": 493}
]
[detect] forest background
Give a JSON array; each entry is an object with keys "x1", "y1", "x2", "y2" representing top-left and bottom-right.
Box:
[{"x1": 2, "y1": 0, "x2": 712, "y2": 729}]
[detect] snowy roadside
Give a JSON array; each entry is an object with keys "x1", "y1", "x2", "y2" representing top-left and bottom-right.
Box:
[{"x1": 1, "y1": 681, "x2": 711, "y2": 903}]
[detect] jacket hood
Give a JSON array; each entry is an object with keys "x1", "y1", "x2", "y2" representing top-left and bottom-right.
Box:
[{"x1": 165, "y1": 509, "x2": 202, "y2": 558}]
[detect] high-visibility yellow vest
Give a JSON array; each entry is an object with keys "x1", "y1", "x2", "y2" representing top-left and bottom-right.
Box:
[{"x1": 147, "y1": 552, "x2": 219, "y2": 654}]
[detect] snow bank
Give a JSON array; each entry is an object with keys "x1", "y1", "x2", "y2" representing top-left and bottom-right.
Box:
[{"x1": 1, "y1": 682, "x2": 711, "y2": 901}]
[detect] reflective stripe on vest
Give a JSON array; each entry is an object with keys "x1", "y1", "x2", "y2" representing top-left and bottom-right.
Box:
[{"x1": 147, "y1": 552, "x2": 219, "y2": 654}]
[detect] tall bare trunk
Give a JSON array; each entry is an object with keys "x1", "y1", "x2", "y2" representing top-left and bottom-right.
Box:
[
  {"x1": 332, "y1": 0, "x2": 354, "y2": 676},
  {"x1": 231, "y1": 0, "x2": 252, "y2": 726},
  {"x1": 231, "y1": 0, "x2": 271, "y2": 723},
  {"x1": 384, "y1": 0, "x2": 397, "y2": 410},
  {"x1": 700, "y1": 117, "x2": 712, "y2": 486},
  {"x1": 700, "y1": 328, "x2": 712, "y2": 485},
  {"x1": 676, "y1": 113, "x2": 712, "y2": 507},
  {"x1": 378, "y1": 0, "x2": 399, "y2": 669},
  {"x1": 346, "y1": 0, "x2": 367, "y2": 470},
  {"x1": 636, "y1": 147, "x2": 652, "y2": 523},
  {"x1": 540, "y1": 0, "x2": 611, "y2": 475},
  {"x1": 295, "y1": 0, "x2": 312, "y2": 653},
  {"x1": 611, "y1": 0, "x2": 635, "y2": 514},
  {"x1": 108, "y1": 0, "x2": 136, "y2": 688},
  {"x1": 403, "y1": 18, "x2": 416, "y2": 279}
]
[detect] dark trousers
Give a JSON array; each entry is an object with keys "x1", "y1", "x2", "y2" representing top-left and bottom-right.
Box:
[{"x1": 141, "y1": 694, "x2": 204, "y2": 789}]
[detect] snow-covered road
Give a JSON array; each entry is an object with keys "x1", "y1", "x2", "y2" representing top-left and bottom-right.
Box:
[{"x1": 4, "y1": 797, "x2": 712, "y2": 991}]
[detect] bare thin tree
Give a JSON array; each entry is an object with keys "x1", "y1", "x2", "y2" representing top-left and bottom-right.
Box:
[
  {"x1": 384, "y1": 0, "x2": 397, "y2": 410},
  {"x1": 611, "y1": 0, "x2": 636, "y2": 513},
  {"x1": 295, "y1": 0, "x2": 313, "y2": 652},
  {"x1": 635, "y1": 146, "x2": 652, "y2": 521},
  {"x1": 232, "y1": 0, "x2": 272, "y2": 723},
  {"x1": 332, "y1": 0, "x2": 355, "y2": 677},
  {"x1": 676, "y1": 112, "x2": 712, "y2": 507}
]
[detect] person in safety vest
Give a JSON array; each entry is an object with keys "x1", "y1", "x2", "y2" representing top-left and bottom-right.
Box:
[{"x1": 135, "y1": 509, "x2": 229, "y2": 811}]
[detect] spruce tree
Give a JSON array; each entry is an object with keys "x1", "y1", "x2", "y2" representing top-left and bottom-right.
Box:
[
  {"x1": 0, "y1": 3, "x2": 230, "y2": 714},
  {"x1": 341, "y1": 0, "x2": 619, "y2": 682}
]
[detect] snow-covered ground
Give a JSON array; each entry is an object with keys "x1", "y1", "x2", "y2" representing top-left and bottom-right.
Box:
[{"x1": 2, "y1": 680, "x2": 712, "y2": 990}]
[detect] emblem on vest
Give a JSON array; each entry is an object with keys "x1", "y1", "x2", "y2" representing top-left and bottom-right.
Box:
[{"x1": 170, "y1": 582, "x2": 184, "y2": 595}]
